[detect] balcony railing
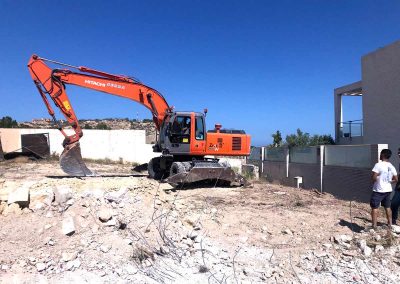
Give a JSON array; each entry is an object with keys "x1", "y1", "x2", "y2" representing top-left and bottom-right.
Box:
[{"x1": 338, "y1": 120, "x2": 363, "y2": 138}]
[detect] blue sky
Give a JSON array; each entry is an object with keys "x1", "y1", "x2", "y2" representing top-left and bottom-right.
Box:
[{"x1": 0, "y1": 1, "x2": 399, "y2": 145}]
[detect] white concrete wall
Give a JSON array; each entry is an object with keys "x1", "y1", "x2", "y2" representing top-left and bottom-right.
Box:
[
  {"x1": 0, "y1": 128, "x2": 158, "y2": 164},
  {"x1": 362, "y1": 40, "x2": 400, "y2": 167}
]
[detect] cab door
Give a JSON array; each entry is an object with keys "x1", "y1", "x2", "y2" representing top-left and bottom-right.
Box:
[{"x1": 190, "y1": 113, "x2": 206, "y2": 155}]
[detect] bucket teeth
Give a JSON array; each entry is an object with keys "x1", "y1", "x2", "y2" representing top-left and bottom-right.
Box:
[{"x1": 59, "y1": 142, "x2": 93, "y2": 176}]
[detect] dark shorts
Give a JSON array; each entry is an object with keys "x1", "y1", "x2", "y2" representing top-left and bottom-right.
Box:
[{"x1": 370, "y1": 191, "x2": 392, "y2": 209}]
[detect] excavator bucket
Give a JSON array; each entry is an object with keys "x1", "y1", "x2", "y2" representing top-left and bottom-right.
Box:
[
  {"x1": 166, "y1": 161, "x2": 248, "y2": 187},
  {"x1": 59, "y1": 142, "x2": 93, "y2": 176}
]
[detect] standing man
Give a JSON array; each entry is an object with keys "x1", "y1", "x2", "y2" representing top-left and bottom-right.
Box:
[
  {"x1": 370, "y1": 149, "x2": 398, "y2": 229},
  {"x1": 391, "y1": 148, "x2": 400, "y2": 225}
]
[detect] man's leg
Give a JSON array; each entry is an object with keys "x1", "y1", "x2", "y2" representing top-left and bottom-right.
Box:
[
  {"x1": 371, "y1": 208, "x2": 378, "y2": 229},
  {"x1": 385, "y1": 208, "x2": 392, "y2": 227},
  {"x1": 370, "y1": 192, "x2": 380, "y2": 228},
  {"x1": 391, "y1": 191, "x2": 400, "y2": 224},
  {"x1": 383, "y1": 192, "x2": 392, "y2": 227}
]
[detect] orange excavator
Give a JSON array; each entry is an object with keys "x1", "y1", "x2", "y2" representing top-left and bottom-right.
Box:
[{"x1": 27, "y1": 55, "x2": 251, "y2": 186}]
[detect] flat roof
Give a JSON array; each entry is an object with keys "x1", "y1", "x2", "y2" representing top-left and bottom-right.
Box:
[{"x1": 334, "y1": 81, "x2": 362, "y2": 96}]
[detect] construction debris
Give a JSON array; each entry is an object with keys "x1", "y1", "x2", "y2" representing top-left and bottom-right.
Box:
[{"x1": 0, "y1": 159, "x2": 400, "y2": 283}]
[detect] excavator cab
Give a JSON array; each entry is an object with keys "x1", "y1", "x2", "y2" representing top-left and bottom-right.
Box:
[{"x1": 159, "y1": 112, "x2": 204, "y2": 155}]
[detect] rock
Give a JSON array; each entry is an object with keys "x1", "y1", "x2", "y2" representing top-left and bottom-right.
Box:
[
  {"x1": 62, "y1": 216, "x2": 76, "y2": 236},
  {"x1": 375, "y1": 235, "x2": 382, "y2": 241},
  {"x1": 357, "y1": 240, "x2": 367, "y2": 250},
  {"x1": 343, "y1": 250, "x2": 358, "y2": 257},
  {"x1": 98, "y1": 207, "x2": 113, "y2": 222},
  {"x1": 44, "y1": 237, "x2": 55, "y2": 246},
  {"x1": 315, "y1": 265, "x2": 323, "y2": 272},
  {"x1": 322, "y1": 243, "x2": 332, "y2": 249},
  {"x1": 22, "y1": 208, "x2": 30, "y2": 214},
  {"x1": 363, "y1": 246, "x2": 372, "y2": 257},
  {"x1": 187, "y1": 230, "x2": 199, "y2": 240},
  {"x1": 3, "y1": 203, "x2": 22, "y2": 215},
  {"x1": 62, "y1": 251, "x2": 78, "y2": 262},
  {"x1": 104, "y1": 218, "x2": 117, "y2": 227},
  {"x1": 53, "y1": 186, "x2": 72, "y2": 204},
  {"x1": 392, "y1": 225, "x2": 400, "y2": 234},
  {"x1": 7, "y1": 184, "x2": 30, "y2": 207},
  {"x1": 0, "y1": 202, "x2": 6, "y2": 214},
  {"x1": 100, "y1": 244, "x2": 111, "y2": 253},
  {"x1": 29, "y1": 190, "x2": 54, "y2": 210},
  {"x1": 124, "y1": 264, "x2": 138, "y2": 275},
  {"x1": 123, "y1": 238, "x2": 133, "y2": 245},
  {"x1": 282, "y1": 229, "x2": 293, "y2": 236},
  {"x1": 334, "y1": 235, "x2": 352, "y2": 245},
  {"x1": 65, "y1": 261, "x2": 75, "y2": 271},
  {"x1": 375, "y1": 245, "x2": 384, "y2": 253},
  {"x1": 36, "y1": 262, "x2": 46, "y2": 272},
  {"x1": 104, "y1": 187, "x2": 128, "y2": 203}
]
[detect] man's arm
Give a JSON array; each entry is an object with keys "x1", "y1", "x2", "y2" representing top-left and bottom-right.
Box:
[{"x1": 372, "y1": 171, "x2": 379, "y2": 182}]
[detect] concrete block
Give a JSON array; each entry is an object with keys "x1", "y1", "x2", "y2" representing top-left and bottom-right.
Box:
[
  {"x1": 242, "y1": 164, "x2": 259, "y2": 179},
  {"x1": 7, "y1": 185, "x2": 30, "y2": 207},
  {"x1": 54, "y1": 186, "x2": 72, "y2": 204},
  {"x1": 62, "y1": 216, "x2": 76, "y2": 236}
]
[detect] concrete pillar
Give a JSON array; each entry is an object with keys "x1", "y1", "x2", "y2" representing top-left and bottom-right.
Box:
[
  {"x1": 260, "y1": 146, "x2": 265, "y2": 174},
  {"x1": 334, "y1": 93, "x2": 343, "y2": 142},
  {"x1": 285, "y1": 147, "x2": 289, "y2": 178},
  {"x1": 320, "y1": 145, "x2": 324, "y2": 193}
]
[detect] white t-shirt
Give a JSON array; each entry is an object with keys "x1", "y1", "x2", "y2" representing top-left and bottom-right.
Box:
[{"x1": 372, "y1": 161, "x2": 397, "y2": 192}]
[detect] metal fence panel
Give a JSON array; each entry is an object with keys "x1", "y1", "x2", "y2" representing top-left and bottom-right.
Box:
[
  {"x1": 325, "y1": 145, "x2": 372, "y2": 168},
  {"x1": 265, "y1": 147, "x2": 285, "y2": 161},
  {"x1": 290, "y1": 147, "x2": 318, "y2": 164}
]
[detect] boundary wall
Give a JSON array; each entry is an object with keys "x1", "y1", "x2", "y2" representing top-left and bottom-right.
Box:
[
  {"x1": 247, "y1": 144, "x2": 386, "y2": 203},
  {"x1": 0, "y1": 128, "x2": 158, "y2": 164}
]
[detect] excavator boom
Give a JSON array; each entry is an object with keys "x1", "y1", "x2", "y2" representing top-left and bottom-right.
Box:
[{"x1": 28, "y1": 55, "x2": 171, "y2": 176}]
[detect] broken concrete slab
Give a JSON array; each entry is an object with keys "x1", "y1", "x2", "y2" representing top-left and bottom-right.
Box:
[
  {"x1": 62, "y1": 216, "x2": 76, "y2": 236},
  {"x1": 7, "y1": 185, "x2": 30, "y2": 207},
  {"x1": 104, "y1": 187, "x2": 128, "y2": 204},
  {"x1": 53, "y1": 186, "x2": 72, "y2": 205},
  {"x1": 2, "y1": 203, "x2": 22, "y2": 216},
  {"x1": 98, "y1": 207, "x2": 113, "y2": 222}
]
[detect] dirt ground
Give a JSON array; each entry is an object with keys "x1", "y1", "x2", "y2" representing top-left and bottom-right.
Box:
[{"x1": 0, "y1": 158, "x2": 400, "y2": 283}]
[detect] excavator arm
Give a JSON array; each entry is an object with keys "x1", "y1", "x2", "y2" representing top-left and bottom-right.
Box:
[{"x1": 27, "y1": 54, "x2": 171, "y2": 175}]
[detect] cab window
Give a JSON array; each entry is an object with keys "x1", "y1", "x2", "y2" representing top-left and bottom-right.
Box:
[{"x1": 195, "y1": 116, "x2": 205, "y2": 140}]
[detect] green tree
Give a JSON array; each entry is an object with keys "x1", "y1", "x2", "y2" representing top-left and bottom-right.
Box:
[
  {"x1": 95, "y1": 122, "x2": 110, "y2": 130},
  {"x1": 271, "y1": 128, "x2": 335, "y2": 147},
  {"x1": 0, "y1": 116, "x2": 18, "y2": 128},
  {"x1": 270, "y1": 130, "x2": 283, "y2": 148},
  {"x1": 285, "y1": 129, "x2": 310, "y2": 147},
  {"x1": 83, "y1": 123, "x2": 92, "y2": 129},
  {"x1": 309, "y1": 134, "x2": 335, "y2": 146}
]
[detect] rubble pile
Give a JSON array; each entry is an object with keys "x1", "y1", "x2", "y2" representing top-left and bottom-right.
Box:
[{"x1": 1, "y1": 160, "x2": 400, "y2": 283}]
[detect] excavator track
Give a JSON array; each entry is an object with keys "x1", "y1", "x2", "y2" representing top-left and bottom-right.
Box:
[{"x1": 166, "y1": 161, "x2": 247, "y2": 187}]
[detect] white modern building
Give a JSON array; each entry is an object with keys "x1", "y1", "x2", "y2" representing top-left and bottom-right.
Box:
[{"x1": 335, "y1": 40, "x2": 400, "y2": 164}]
